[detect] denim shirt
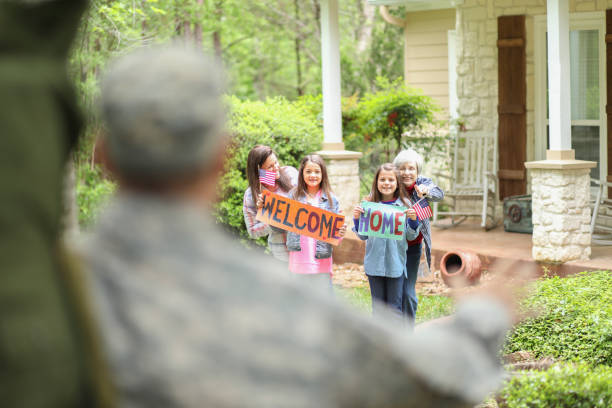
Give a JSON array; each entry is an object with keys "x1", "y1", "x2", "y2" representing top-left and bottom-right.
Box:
[
  {"x1": 407, "y1": 176, "x2": 444, "y2": 271},
  {"x1": 286, "y1": 191, "x2": 339, "y2": 259},
  {"x1": 353, "y1": 199, "x2": 420, "y2": 278}
]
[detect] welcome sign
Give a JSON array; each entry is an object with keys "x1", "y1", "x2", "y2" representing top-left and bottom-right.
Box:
[
  {"x1": 256, "y1": 190, "x2": 345, "y2": 246},
  {"x1": 356, "y1": 201, "x2": 406, "y2": 240}
]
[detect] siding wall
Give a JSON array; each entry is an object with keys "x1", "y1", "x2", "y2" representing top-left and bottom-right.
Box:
[{"x1": 404, "y1": 8, "x2": 456, "y2": 114}]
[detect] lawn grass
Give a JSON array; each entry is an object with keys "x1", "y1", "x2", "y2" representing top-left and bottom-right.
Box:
[{"x1": 334, "y1": 285, "x2": 454, "y2": 324}]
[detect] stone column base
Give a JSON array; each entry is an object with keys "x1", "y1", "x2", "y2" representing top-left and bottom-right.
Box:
[
  {"x1": 316, "y1": 149, "x2": 363, "y2": 219},
  {"x1": 525, "y1": 156, "x2": 596, "y2": 263}
]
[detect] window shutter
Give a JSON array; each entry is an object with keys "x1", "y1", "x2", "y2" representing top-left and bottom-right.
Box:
[{"x1": 497, "y1": 15, "x2": 526, "y2": 199}]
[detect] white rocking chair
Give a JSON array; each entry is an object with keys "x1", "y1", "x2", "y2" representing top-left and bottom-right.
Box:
[
  {"x1": 432, "y1": 129, "x2": 499, "y2": 230},
  {"x1": 591, "y1": 178, "x2": 612, "y2": 245}
]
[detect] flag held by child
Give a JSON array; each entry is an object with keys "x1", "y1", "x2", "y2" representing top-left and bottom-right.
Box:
[
  {"x1": 413, "y1": 198, "x2": 432, "y2": 221},
  {"x1": 259, "y1": 169, "x2": 276, "y2": 187}
]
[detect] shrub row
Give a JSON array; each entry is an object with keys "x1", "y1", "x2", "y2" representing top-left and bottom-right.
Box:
[
  {"x1": 499, "y1": 363, "x2": 612, "y2": 408},
  {"x1": 504, "y1": 270, "x2": 612, "y2": 367}
]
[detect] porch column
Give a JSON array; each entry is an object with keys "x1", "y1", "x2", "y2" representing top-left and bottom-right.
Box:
[
  {"x1": 525, "y1": 0, "x2": 596, "y2": 263},
  {"x1": 320, "y1": 0, "x2": 343, "y2": 151},
  {"x1": 319, "y1": 0, "x2": 362, "y2": 221},
  {"x1": 547, "y1": 0, "x2": 571, "y2": 152}
]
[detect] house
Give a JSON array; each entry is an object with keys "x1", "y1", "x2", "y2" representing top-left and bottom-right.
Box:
[{"x1": 364, "y1": 0, "x2": 612, "y2": 264}]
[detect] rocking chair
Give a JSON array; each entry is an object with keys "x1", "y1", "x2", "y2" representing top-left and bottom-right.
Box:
[
  {"x1": 590, "y1": 178, "x2": 612, "y2": 245},
  {"x1": 432, "y1": 129, "x2": 499, "y2": 230}
]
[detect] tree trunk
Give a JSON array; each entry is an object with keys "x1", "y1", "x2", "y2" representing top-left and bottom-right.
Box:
[
  {"x1": 311, "y1": 0, "x2": 321, "y2": 40},
  {"x1": 212, "y1": 0, "x2": 223, "y2": 59},
  {"x1": 355, "y1": 0, "x2": 375, "y2": 55},
  {"x1": 294, "y1": 0, "x2": 303, "y2": 96},
  {"x1": 193, "y1": 0, "x2": 203, "y2": 48}
]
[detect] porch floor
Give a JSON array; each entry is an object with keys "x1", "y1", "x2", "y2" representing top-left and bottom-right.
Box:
[
  {"x1": 335, "y1": 220, "x2": 612, "y2": 276},
  {"x1": 430, "y1": 221, "x2": 612, "y2": 275}
]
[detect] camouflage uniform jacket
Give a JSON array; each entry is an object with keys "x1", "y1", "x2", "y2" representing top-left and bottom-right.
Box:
[{"x1": 80, "y1": 192, "x2": 511, "y2": 408}]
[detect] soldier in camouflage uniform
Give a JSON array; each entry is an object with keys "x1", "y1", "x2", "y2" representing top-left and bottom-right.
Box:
[{"x1": 79, "y1": 46, "x2": 515, "y2": 407}]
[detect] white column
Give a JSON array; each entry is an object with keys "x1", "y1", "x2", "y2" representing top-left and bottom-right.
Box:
[
  {"x1": 547, "y1": 0, "x2": 571, "y2": 151},
  {"x1": 320, "y1": 0, "x2": 344, "y2": 150}
]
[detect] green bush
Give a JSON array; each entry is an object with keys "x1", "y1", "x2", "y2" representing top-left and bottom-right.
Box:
[
  {"x1": 342, "y1": 78, "x2": 449, "y2": 196},
  {"x1": 215, "y1": 96, "x2": 322, "y2": 245},
  {"x1": 76, "y1": 164, "x2": 116, "y2": 227},
  {"x1": 504, "y1": 271, "x2": 612, "y2": 366},
  {"x1": 499, "y1": 363, "x2": 612, "y2": 408}
]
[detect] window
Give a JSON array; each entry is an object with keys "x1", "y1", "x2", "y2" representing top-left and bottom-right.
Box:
[{"x1": 535, "y1": 13, "x2": 607, "y2": 181}]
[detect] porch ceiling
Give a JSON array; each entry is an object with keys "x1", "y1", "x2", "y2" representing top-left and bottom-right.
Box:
[{"x1": 367, "y1": 0, "x2": 462, "y2": 11}]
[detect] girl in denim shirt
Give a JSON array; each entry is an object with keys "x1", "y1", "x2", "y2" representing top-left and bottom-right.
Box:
[
  {"x1": 352, "y1": 163, "x2": 420, "y2": 318},
  {"x1": 286, "y1": 155, "x2": 346, "y2": 290}
]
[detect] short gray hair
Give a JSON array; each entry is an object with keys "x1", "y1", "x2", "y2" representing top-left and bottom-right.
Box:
[
  {"x1": 101, "y1": 45, "x2": 226, "y2": 181},
  {"x1": 393, "y1": 148, "x2": 423, "y2": 174}
]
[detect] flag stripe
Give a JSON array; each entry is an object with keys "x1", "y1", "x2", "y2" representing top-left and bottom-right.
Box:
[
  {"x1": 413, "y1": 199, "x2": 432, "y2": 220},
  {"x1": 259, "y1": 169, "x2": 276, "y2": 187}
]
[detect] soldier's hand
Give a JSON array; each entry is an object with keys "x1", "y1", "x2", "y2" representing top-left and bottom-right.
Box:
[{"x1": 451, "y1": 260, "x2": 537, "y2": 324}]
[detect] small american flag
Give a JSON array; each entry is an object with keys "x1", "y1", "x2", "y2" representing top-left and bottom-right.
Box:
[
  {"x1": 413, "y1": 198, "x2": 433, "y2": 221},
  {"x1": 258, "y1": 169, "x2": 276, "y2": 187}
]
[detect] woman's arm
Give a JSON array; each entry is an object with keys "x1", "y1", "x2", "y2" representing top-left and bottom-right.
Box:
[
  {"x1": 417, "y1": 176, "x2": 444, "y2": 202},
  {"x1": 243, "y1": 189, "x2": 271, "y2": 238}
]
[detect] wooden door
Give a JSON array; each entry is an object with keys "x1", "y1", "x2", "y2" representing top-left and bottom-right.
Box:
[{"x1": 497, "y1": 15, "x2": 526, "y2": 199}]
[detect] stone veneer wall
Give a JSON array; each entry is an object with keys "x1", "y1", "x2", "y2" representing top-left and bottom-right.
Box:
[
  {"x1": 530, "y1": 167, "x2": 592, "y2": 261},
  {"x1": 324, "y1": 157, "x2": 361, "y2": 219},
  {"x1": 456, "y1": 0, "x2": 612, "y2": 185}
]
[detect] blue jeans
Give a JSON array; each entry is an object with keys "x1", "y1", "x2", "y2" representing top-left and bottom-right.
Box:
[
  {"x1": 367, "y1": 275, "x2": 404, "y2": 318},
  {"x1": 403, "y1": 243, "x2": 422, "y2": 326}
]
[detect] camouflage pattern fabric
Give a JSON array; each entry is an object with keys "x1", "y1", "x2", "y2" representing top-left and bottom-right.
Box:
[
  {"x1": 80, "y1": 192, "x2": 511, "y2": 408},
  {"x1": 0, "y1": 1, "x2": 109, "y2": 406}
]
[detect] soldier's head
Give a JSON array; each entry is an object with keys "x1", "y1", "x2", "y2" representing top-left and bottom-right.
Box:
[{"x1": 99, "y1": 45, "x2": 227, "y2": 200}]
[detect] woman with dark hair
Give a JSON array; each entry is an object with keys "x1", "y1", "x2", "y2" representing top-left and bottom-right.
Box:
[{"x1": 243, "y1": 145, "x2": 298, "y2": 261}]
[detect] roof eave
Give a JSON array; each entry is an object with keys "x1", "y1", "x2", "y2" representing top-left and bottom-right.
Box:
[{"x1": 367, "y1": 0, "x2": 463, "y2": 12}]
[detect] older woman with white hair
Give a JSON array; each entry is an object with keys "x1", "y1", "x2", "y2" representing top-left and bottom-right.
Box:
[{"x1": 393, "y1": 148, "x2": 444, "y2": 325}]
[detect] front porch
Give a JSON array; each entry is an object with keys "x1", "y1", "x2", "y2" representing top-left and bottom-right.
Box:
[{"x1": 335, "y1": 222, "x2": 612, "y2": 275}]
